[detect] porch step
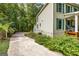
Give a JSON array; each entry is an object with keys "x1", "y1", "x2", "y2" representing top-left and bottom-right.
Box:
[{"x1": 65, "y1": 31, "x2": 79, "y2": 37}]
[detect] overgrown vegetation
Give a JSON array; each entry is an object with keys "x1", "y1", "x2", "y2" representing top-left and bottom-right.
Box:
[
  {"x1": 0, "y1": 3, "x2": 43, "y2": 38},
  {"x1": 26, "y1": 3, "x2": 43, "y2": 31},
  {"x1": 0, "y1": 39, "x2": 9, "y2": 56},
  {"x1": 25, "y1": 32, "x2": 79, "y2": 56},
  {"x1": 0, "y1": 3, "x2": 43, "y2": 55},
  {"x1": 0, "y1": 3, "x2": 44, "y2": 37},
  {"x1": 0, "y1": 3, "x2": 43, "y2": 32}
]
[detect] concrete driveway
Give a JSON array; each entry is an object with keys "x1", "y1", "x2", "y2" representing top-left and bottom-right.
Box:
[{"x1": 8, "y1": 32, "x2": 63, "y2": 56}]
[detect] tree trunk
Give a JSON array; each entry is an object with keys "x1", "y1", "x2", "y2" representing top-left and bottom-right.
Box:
[{"x1": 5, "y1": 31, "x2": 7, "y2": 39}]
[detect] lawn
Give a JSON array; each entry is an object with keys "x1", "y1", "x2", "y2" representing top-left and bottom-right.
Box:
[
  {"x1": 0, "y1": 39, "x2": 9, "y2": 56},
  {"x1": 25, "y1": 32, "x2": 79, "y2": 56}
]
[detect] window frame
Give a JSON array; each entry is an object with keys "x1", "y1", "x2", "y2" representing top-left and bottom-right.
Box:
[
  {"x1": 56, "y1": 3, "x2": 64, "y2": 13},
  {"x1": 66, "y1": 5, "x2": 71, "y2": 13},
  {"x1": 56, "y1": 18, "x2": 64, "y2": 30}
]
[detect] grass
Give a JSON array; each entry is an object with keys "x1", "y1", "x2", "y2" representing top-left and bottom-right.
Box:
[
  {"x1": 0, "y1": 39, "x2": 9, "y2": 56},
  {"x1": 25, "y1": 32, "x2": 79, "y2": 56}
]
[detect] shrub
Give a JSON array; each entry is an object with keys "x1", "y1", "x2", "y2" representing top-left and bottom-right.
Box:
[{"x1": 48, "y1": 36, "x2": 79, "y2": 56}]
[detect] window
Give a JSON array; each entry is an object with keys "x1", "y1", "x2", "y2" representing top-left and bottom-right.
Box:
[
  {"x1": 66, "y1": 5, "x2": 71, "y2": 13},
  {"x1": 56, "y1": 18, "x2": 62, "y2": 30},
  {"x1": 62, "y1": 4, "x2": 64, "y2": 13},
  {"x1": 56, "y1": 3, "x2": 64, "y2": 13},
  {"x1": 40, "y1": 23, "x2": 41, "y2": 27},
  {"x1": 37, "y1": 23, "x2": 41, "y2": 29},
  {"x1": 74, "y1": 8, "x2": 77, "y2": 11}
]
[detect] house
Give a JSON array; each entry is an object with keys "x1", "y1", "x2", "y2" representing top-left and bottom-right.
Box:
[{"x1": 33, "y1": 3, "x2": 79, "y2": 37}]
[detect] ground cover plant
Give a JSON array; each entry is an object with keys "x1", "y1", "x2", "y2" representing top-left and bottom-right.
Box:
[{"x1": 25, "y1": 32, "x2": 79, "y2": 56}]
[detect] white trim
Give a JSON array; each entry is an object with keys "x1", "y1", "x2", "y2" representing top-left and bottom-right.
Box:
[
  {"x1": 64, "y1": 11, "x2": 79, "y2": 17},
  {"x1": 75, "y1": 15, "x2": 78, "y2": 32},
  {"x1": 36, "y1": 4, "x2": 48, "y2": 18},
  {"x1": 64, "y1": 18, "x2": 66, "y2": 31}
]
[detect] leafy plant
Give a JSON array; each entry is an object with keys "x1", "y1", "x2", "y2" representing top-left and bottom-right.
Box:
[
  {"x1": 25, "y1": 32, "x2": 79, "y2": 56},
  {"x1": 0, "y1": 22, "x2": 13, "y2": 38}
]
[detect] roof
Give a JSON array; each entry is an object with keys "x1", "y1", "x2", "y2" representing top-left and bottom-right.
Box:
[
  {"x1": 68, "y1": 3, "x2": 79, "y2": 8},
  {"x1": 64, "y1": 11, "x2": 79, "y2": 18},
  {"x1": 36, "y1": 3, "x2": 79, "y2": 18},
  {"x1": 36, "y1": 3, "x2": 48, "y2": 17},
  {"x1": 64, "y1": 11, "x2": 79, "y2": 16}
]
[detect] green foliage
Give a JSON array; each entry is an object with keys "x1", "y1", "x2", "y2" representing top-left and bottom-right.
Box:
[
  {"x1": 0, "y1": 3, "x2": 43, "y2": 32},
  {"x1": 0, "y1": 39, "x2": 9, "y2": 56},
  {"x1": 26, "y1": 3, "x2": 43, "y2": 31},
  {"x1": 0, "y1": 22, "x2": 12, "y2": 32},
  {"x1": 0, "y1": 3, "x2": 43, "y2": 39},
  {"x1": 0, "y1": 3, "x2": 43, "y2": 55},
  {"x1": 0, "y1": 22, "x2": 15, "y2": 38},
  {"x1": 25, "y1": 32, "x2": 79, "y2": 56}
]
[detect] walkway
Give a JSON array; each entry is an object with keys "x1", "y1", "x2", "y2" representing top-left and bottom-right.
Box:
[{"x1": 8, "y1": 32, "x2": 63, "y2": 56}]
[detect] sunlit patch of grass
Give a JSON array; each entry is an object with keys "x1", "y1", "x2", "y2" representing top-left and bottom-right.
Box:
[{"x1": 0, "y1": 39, "x2": 9, "y2": 56}]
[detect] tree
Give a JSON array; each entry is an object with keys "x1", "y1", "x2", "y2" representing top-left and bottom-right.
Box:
[
  {"x1": 0, "y1": 3, "x2": 44, "y2": 33},
  {"x1": 26, "y1": 3, "x2": 43, "y2": 31},
  {"x1": 0, "y1": 22, "x2": 13, "y2": 38}
]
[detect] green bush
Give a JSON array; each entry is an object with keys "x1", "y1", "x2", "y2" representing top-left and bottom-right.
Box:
[
  {"x1": 25, "y1": 32, "x2": 79, "y2": 56},
  {"x1": 48, "y1": 36, "x2": 79, "y2": 56}
]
